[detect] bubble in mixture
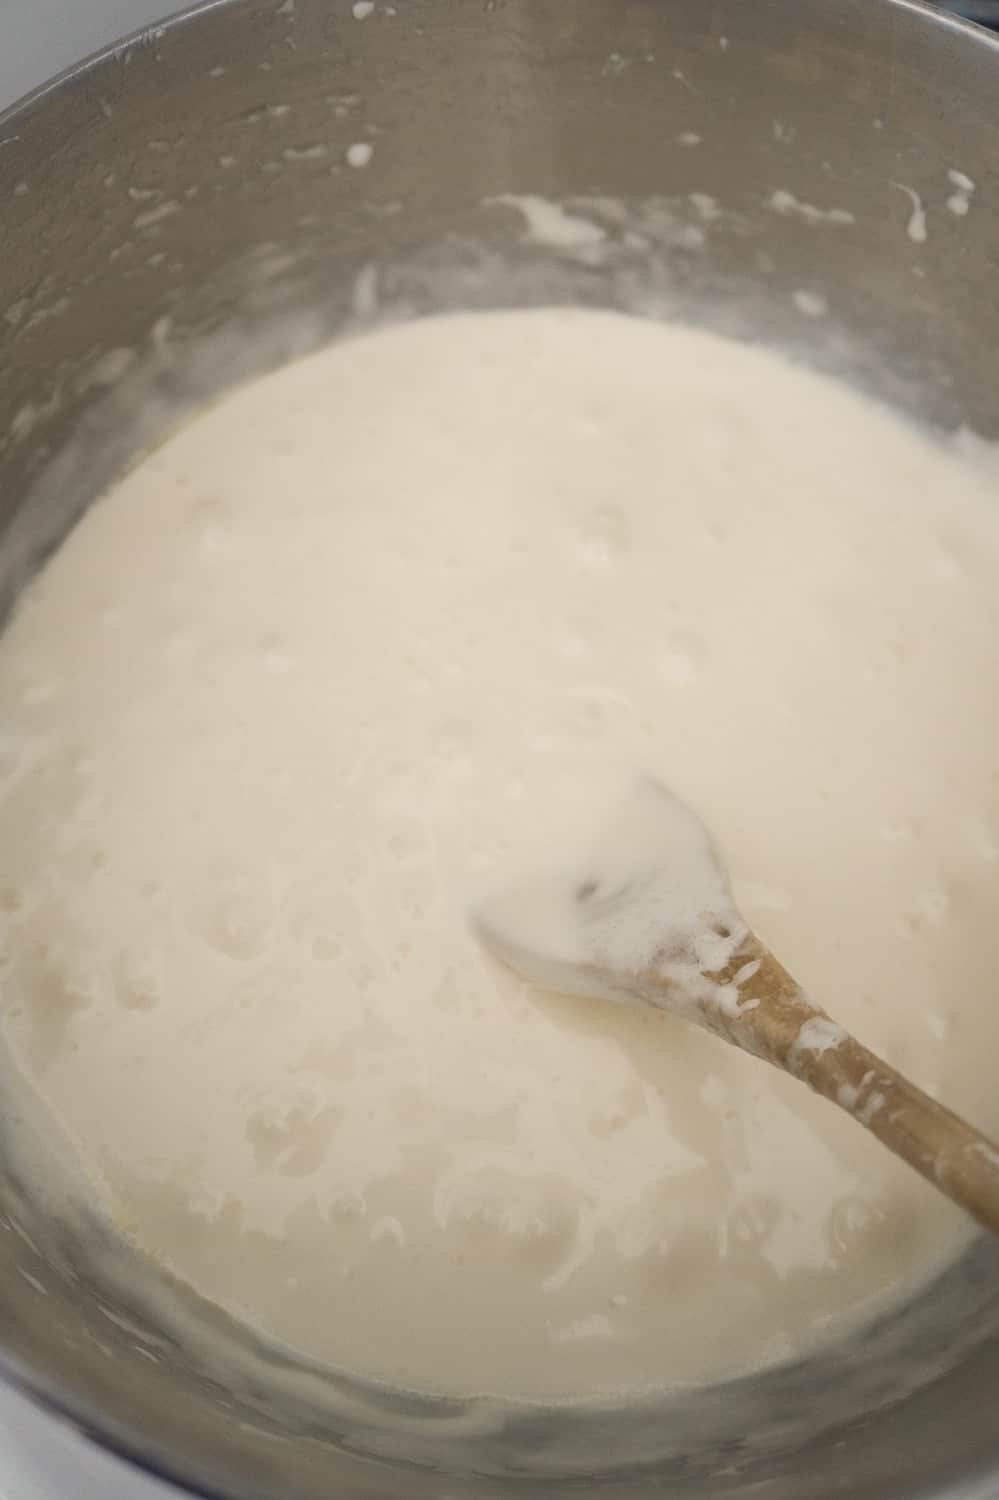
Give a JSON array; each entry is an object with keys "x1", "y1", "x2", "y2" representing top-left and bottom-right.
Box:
[
  {"x1": 574, "y1": 504, "x2": 629, "y2": 568},
  {"x1": 193, "y1": 874, "x2": 272, "y2": 961}
]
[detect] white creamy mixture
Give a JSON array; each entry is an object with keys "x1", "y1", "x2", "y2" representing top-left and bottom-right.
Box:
[{"x1": 1, "y1": 308, "x2": 998, "y2": 1400}]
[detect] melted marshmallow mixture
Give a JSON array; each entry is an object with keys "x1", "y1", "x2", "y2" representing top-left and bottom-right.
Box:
[{"x1": 1, "y1": 309, "x2": 998, "y2": 1399}]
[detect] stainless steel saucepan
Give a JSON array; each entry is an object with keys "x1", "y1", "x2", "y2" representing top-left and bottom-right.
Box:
[{"x1": 1, "y1": 2, "x2": 998, "y2": 1496}]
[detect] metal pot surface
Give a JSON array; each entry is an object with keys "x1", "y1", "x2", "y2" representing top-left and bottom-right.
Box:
[{"x1": 1, "y1": 2, "x2": 999, "y2": 1496}]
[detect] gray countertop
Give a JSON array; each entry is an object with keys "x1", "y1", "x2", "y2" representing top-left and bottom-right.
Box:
[{"x1": 0, "y1": 0, "x2": 178, "y2": 113}]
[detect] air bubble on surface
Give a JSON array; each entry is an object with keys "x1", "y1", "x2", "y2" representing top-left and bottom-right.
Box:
[
  {"x1": 574, "y1": 505, "x2": 629, "y2": 569},
  {"x1": 346, "y1": 143, "x2": 374, "y2": 169}
]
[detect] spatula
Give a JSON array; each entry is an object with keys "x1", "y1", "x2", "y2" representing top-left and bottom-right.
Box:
[{"x1": 473, "y1": 779, "x2": 999, "y2": 1237}]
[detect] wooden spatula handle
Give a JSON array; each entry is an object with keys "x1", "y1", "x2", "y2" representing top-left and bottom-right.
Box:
[{"x1": 702, "y1": 937, "x2": 999, "y2": 1237}]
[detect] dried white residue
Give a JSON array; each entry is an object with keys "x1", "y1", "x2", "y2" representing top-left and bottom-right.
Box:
[
  {"x1": 688, "y1": 192, "x2": 722, "y2": 223},
  {"x1": 892, "y1": 183, "x2": 927, "y2": 244},
  {"x1": 970, "y1": 1140, "x2": 999, "y2": 1172},
  {"x1": 283, "y1": 144, "x2": 327, "y2": 162},
  {"x1": 553, "y1": 1313, "x2": 615, "y2": 1344},
  {"x1": 677, "y1": 132, "x2": 701, "y2": 147},
  {"x1": 674, "y1": 224, "x2": 705, "y2": 251},
  {"x1": 133, "y1": 200, "x2": 181, "y2": 231},
  {"x1": 602, "y1": 53, "x2": 632, "y2": 78},
  {"x1": 792, "y1": 289, "x2": 828, "y2": 319},
  {"x1": 838, "y1": 1070, "x2": 885, "y2": 1125},
  {"x1": 276, "y1": 0, "x2": 295, "y2": 14},
  {"x1": 479, "y1": 190, "x2": 721, "y2": 268},
  {"x1": 329, "y1": 94, "x2": 359, "y2": 119},
  {"x1": 946, "y1": 168, "x2": 975, "y2": 218},
  {"x1": 858, "y1": 1090, "x2": 886, "y2": 1126},
  {"x1": 150, "y1": 314, "x2": 174, "y2": 352},
  {"x1": 792, "y1": 1017, "x2": 846, "y2": 1059},
  {"x1": 16, "y1": 1266, "x2": 47, "y2": 1297},
  {"x1": 352, "y1": 263, "x2": 379, "y2": 318},
  {"x1": 25, "y1": 297, "x2": 71, "y2": 331},
  {"x1": 671, "y1": 69, "x2": 700, "y2": 96},
  {"x1": 769, "y1": 189, "x2": 853, "y2": 226},
  {"x1": 9, "y1": 388, "x2": 62, "y2": 445},
  {"x1": 74, "y1": 348, "x2": 136, "y2": 396},
  {"x1": 353, "y1": 0, "x2": 375, "y2": 16},
  {"x1": 346, "y1": 142, "x2": 374, "y2": 169},
  {"x1": 488, "y1": 194, "x2": 606, "y2": 253}
]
